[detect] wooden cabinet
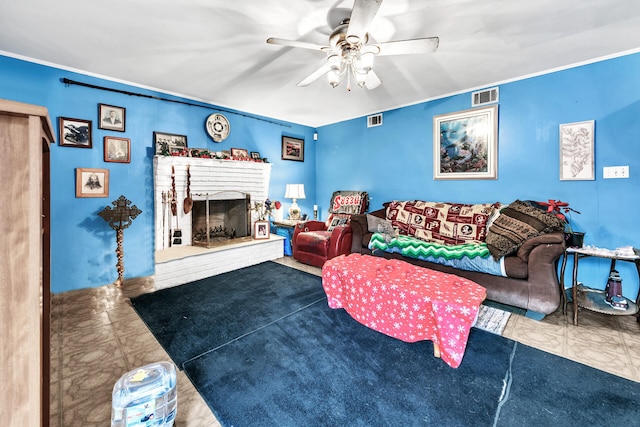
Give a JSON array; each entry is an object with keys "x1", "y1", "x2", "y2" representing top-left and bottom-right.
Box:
[{"x1": 0, "y1": 99, "x2": 53, "y2": 426}]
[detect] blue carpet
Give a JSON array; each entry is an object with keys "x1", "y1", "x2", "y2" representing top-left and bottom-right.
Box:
[
  {"x1": 132, "y1": 261, "x2": 640, "y2": 426},
  {"x1": 130, "y1": 261, "x2": 326, "y2": 366}
]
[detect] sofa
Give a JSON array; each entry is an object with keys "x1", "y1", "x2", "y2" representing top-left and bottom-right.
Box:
[{"x1": 349, "y1": 200, "x2": 567, "y2": 319}]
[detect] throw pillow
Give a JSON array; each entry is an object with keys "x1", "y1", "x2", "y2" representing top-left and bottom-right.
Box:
[
  {"x1": 366, "y1": 214, "x2": 397, "y2": 243},
  {"x1": 485, "y1": 199, "x2": 564, "y2": 260},
  {"x1": 327, "y1": 215, "x2": 349, "y2": 232}
]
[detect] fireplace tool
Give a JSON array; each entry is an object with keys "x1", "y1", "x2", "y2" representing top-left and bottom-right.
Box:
[
  {"x1": 171, "y1": 165, "x2": 182, "y2": 245},
  {"x1": 183, "y1": 164, "x2": 193, "y2": 214},
  {"x1": 161, "y1": 191, "x2": 167, "y2": 249}
]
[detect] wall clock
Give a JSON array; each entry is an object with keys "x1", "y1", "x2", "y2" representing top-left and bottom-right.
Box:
[{"x1": 205, "y1": 113, "x2": 230, "y2": 142}]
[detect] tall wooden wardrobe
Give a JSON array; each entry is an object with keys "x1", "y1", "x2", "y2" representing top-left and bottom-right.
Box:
[{"x1": 0, "y1": 99, "x2": 53, "y2": 426}]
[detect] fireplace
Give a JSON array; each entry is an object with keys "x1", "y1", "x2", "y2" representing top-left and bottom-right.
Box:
[
  {"x1": 191, "y1": 194, "x2": 251, "y2": 248},
  {"x1": 153, "y1": 156, "x2": 283, "y2": 289},
  {"x1": 153, "y1": 156, "x2": 273, "y2": 253}
]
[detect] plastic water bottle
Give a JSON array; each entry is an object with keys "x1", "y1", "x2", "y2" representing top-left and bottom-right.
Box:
[{"x1": 111, "y1": 361, "x2": 177, "y2": 427}]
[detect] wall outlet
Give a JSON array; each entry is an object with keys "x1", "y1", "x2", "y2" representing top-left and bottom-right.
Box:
[{"x1": 603, "y1": 166, "x2": 629, "y2": 179}]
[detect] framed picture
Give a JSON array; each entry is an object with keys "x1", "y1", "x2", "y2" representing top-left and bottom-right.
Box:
[
  {"x1": 104, "y1": 136, "x2": 131, "y2": 163},
  {"x1": 254, "y1": 220, "x2": 270, "y2": 239},
  {"x1": 98, "y1": 104, "x2": 126, "y2": 132},
  {"x1": 250, "y1": 151, "x2": 261, "y2": 160},
  {"x1": 231, "y1": 148, "x2": 249, "y2": 158},
  {"x1": 282, "y1": 136, "x2": 304, "y2": 162},
  {"x1": 433, "y1": 105, "x2": 498, "y2": 180},
  {"x1": 154, "y1": 132, "x2": 188, "y2": 155},
  {"x1": 76, "y1": 168, "x2": 109, "y2": 198},
  {"x1": 559, "y1": 120, "x2": 595, "y2": 181},
  {"x1": 59, "y1": 117, "x2": 92, "y2": 148}
]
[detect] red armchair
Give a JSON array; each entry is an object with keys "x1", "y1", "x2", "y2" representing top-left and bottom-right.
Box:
[{"x1": 292, "y1": 191, "x2": 369, "y2": 268}]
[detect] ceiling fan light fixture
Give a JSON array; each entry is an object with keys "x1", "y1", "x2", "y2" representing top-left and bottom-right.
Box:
[
  {"x1": 268, "y1": 0, "x2": 438, "y2": 92},
  {"x1": 328, "y1": 54, "x2": 341, "y2": 70},
  {"x1": 328, "y1": 69, "x2": 341, "y2": 88},
  {"x1": 360, "y1": 51, "x2": 375, "y2": 72}
]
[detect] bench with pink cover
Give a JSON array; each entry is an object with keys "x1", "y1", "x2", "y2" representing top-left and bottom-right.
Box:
[{"x1": 322, "y1": 253, "x2": 486, "y2": 368}]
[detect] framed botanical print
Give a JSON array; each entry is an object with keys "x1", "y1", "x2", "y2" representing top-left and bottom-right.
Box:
[
  {"x1": 559, "y1": 120, "x2": 595, "y2": 181},
  {"x1": 433, "y1": 105, "x2": 498, "y2": 180}
]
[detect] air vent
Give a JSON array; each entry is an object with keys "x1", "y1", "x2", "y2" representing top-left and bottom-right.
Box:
[
  {"x1": 367, "y1": 113, "x2": 383, "y2": 128},
  {"x1": 472, "y1": 87, "x2": 499, "y2": 107}
]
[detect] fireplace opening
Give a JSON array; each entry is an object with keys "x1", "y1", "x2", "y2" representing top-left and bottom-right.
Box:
[{"x1": 191, "y1": 193, "x2": 251, "y2": 248}]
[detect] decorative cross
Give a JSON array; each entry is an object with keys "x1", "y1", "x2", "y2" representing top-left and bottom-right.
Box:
[{"x1": 99, "y1": 195, "x2": 142, "y2": 287}]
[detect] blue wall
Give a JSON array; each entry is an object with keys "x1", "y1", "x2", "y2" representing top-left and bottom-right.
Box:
[
  {"x1": 317, "y1": 53, "x2": 640, "y2": 299},
  {"x1": 2, "y1": 51, "x2": 639, "y2": 299},
  {"x1": 0, "y1": 55, "x2": 315, "y2": 293}
]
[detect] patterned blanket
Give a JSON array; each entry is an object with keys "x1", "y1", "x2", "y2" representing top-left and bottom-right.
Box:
[
  {"x1": 369, "y1": 233, "x2": 506, "y2": 277},
  {"x1": 323, "y1": 254, "x2": 487, "y2": 368}
]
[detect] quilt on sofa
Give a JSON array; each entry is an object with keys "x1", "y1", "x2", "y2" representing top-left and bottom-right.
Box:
[{"x1": 368, "y1": 233, "x2": 507, "y2": 277}]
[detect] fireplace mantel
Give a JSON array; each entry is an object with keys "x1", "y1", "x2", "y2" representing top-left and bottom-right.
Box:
[{"x1": 153, "y1": 156, "x2": 272, "y2": 252}]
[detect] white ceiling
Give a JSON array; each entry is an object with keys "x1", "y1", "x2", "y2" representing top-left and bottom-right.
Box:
[{"x1": 1, "y1": 0, "x2": 639, "y2": 127}]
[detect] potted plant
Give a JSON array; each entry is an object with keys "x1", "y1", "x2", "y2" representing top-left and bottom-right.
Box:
[{"x1": 541, "y1": 199, "x2": 583, "y2": 247}]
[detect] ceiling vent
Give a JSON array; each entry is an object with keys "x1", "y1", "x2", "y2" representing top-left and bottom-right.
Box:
[
  {"x1": 472, "y1": 87, "x2": 499, "y2": 107},
  {"x1": 367, "y1": 113, "x2": 383, "y2": 128}
]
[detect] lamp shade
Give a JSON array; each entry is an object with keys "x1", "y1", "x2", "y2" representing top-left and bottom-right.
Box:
[{"x1": 284, "y1": 184, "x2": 306, "y2": 200}]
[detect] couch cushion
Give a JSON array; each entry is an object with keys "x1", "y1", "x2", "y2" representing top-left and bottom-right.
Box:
[
  {"x1": 296, "y1": 230, "x2": 332, "y2": 253},
  {"x1": 485, "y1": 200, "x2": 564, "y2": 260},
  {"x1": 385, "y1": 200, "x2": 499, "y2": 245}
]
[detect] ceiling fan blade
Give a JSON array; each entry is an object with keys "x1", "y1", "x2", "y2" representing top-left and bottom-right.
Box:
[
  {"x1": 297, "y1": 62, "x2": 332, "y2": 87},
  {"x1": 267, "y1": 37, "x2": 329, "y2": 52},
  {"x1": 365, "y1": 70, "x2": 382, "y2": 90},
  {"x1": 375, "y1": 37, "x2": 440, "y2": 56},
  {"x1": 347, "y1": 0, "x2": 383, "y2": 44}
]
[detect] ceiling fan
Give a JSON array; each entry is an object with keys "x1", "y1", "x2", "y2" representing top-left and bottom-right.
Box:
[{"x1": 267, "y1": 0, "x2": 439, "y2": 91}]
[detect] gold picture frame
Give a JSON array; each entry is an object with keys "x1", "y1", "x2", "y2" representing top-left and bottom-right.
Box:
[{"x1": 76, "y1": 168, "x2": 109, "y2": 198}]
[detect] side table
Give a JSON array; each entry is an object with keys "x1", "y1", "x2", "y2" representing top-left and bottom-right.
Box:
[
  {"x1": 560, "y1": 247, "x2": 640, "y2": 326},
  {"x1": 271, "y1": 220, "x2": 301, "y2": 256}
]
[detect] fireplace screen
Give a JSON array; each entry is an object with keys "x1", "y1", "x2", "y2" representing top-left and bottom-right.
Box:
[{"x1": 191, "y1": 195, "x2": 251, "y2": 247}]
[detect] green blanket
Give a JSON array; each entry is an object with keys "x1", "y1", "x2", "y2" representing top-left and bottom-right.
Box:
[{"x1": 369, "y1": 233, "x2": 490, "y2": 260}]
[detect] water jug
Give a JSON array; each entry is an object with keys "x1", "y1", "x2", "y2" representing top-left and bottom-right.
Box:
[{"x1": 111, "y1": 361, "x2": 177, "y2": 427}]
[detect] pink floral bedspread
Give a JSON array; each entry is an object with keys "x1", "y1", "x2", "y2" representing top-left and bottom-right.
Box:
[{"x1": 322, "y1": 254, "x2": 486, "y2": 368}]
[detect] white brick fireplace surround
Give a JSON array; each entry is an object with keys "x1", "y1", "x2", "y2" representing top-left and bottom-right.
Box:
[{"x1": 153, "y1": 156, "x2": 283, "y2": 289}]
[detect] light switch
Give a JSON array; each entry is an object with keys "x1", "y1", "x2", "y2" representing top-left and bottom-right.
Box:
[{"x1": 603, "y1": 166, "x2": 629, "y2": 179}]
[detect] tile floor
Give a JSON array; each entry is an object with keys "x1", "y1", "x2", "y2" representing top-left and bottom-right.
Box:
[{"x1": 50, "y1": 257, "x2": 640, "y2": 426}]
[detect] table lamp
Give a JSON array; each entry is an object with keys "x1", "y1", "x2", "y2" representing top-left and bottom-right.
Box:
[{"x1": 284, "y1": 184, "x2": 305, "y2": 220}]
